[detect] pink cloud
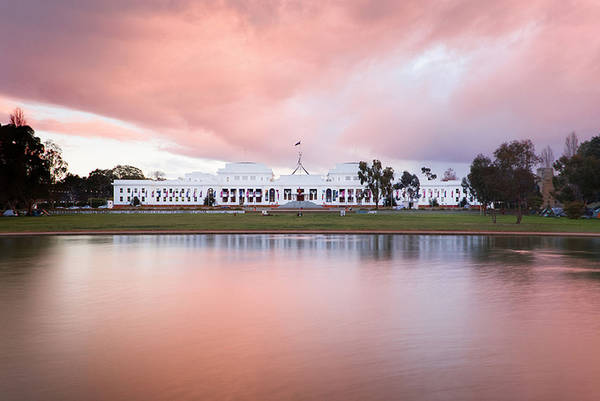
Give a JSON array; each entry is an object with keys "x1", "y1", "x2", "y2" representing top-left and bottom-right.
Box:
[
  {"x1": 32, "y1": 118, "x2": 146, "y2": 141},
  {"x1": 1, "y1": 0, "x2": 599, "y2": 169}
]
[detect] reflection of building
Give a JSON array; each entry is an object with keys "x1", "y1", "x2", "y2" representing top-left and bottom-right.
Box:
[
  {"x1": 536, "y1": 167, "x2": 557, "y2": 207},
  {"x1": 112, "y1": 162, "x2": 477, "y2": 208}
]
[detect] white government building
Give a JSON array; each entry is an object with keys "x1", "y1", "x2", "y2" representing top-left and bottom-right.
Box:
[{"x1": 112, "y1": 161, "x2": 473, "y2": 208}]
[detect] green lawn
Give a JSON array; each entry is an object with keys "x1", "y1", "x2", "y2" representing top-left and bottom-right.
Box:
[{"x1": 1, "y1": 211, "x2": 599, "y2": 233}]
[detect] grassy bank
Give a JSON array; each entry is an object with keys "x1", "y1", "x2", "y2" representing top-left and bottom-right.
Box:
[{"x1": 1, "y1": 211, "x2": 599, "y2": 234}]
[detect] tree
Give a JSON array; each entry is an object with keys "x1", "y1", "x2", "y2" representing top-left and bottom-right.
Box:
[
  {"x1": 578, "y1": 135, "x2": 600, "y2": 159},
  {"x1": 43, "y1": 140, "x2": 69, "y2": 207},
  {"x1": 112, "y1": 165, "x2": 145, "y2": 180},
  {"x1": 381, "y1": 166, "x2": 395, "y2": 207},
  {"x1": 9, "y1": 107, "x2": 27, "y2": 127},
  {"x1": 358, "y1": 160, "x2": 395, "y2": 209},
  {"x1": 465, "y1": 155, "x2": 501, "y2": 222},
  {"x1": 395, "y1": 171, "x2": 420, "y2": 207},
  {"x1": 421, "y1": 166, "x2": 437, "y2": 180},
  {"x1": 540, "y1": 146, "x2": 554, "y2": 169},
  {"x1": 43, "y1": 140, "x2": 68, "y2": 184},
  {"x1": 0, "y1": 123, "x2": 50, "y2": 213},
  {"x1": 441, "y1": 168, "x2": 457, "y2": 181},
  {"x1": 553, "y1": 134, "x2": 600, "y2": 205},
  {"x1": 57, "y1": 173, "x2": 88, "y2": 205},
  {"x1": 564, "y1": 132, "x2": 579, "y2": 158},
  {"x1": 149, "y1": 170, "x2": 166, "y2": 181},
  {"x1": 493, "y1": 140, "x2": 541, "y2": 224},
  {"x1": 86, "y1": 169, "x2": 114, "y2": 199}
]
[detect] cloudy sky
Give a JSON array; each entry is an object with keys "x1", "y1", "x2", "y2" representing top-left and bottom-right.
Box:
[{"x1": 1, "y1": 0, "x2": 599, "y2": 178}]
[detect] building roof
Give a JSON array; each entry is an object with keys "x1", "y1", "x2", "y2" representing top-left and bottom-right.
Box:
[
  {"x1": 327, "y1": 162, "x2": 360, "y2": 175},
  {"x1": 217, "y1": 162, "x2": 273, "y2": 175},
  {"x1": 275, "y1": 174, "x2": 330, "y2": 186}
]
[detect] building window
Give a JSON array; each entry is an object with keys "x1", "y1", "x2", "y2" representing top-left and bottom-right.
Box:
[
  {"x1": 127, "y1": 188, "x2": 131, "y2": 193},
  {"x1": 119, "y1": 196, "x2": 123, "y2": 201},
  {"x1": 119, "y1": 188, "x2": 123, "y2": 193},
  {"x1": 234, "y1": 176, "x2": 240, "y2": 180},
  {"x1": 345, "y1": 176, "x2": 351, "y2": 181},
  {"x1": 242, "y1": 176, "x2": 248, "y2": 180},
  {"x1": 141, "y1": 197, "x2": 145, "y2": 202},
  {"x1": 250, "y1": 176, "x2": 256, "y2": 180},
  {"x1": 134, "y1": 188, "x2": 138, "y2": 193}
]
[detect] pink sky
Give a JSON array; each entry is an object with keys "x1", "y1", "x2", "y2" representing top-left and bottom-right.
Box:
[{"x1": 1, "y1": 0, "x2": 599, "y2": 177}]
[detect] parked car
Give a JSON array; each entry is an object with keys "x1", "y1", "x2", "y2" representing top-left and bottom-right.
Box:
[{"x1": 540, "y1": 207, "x2": 566, "y2": 217}]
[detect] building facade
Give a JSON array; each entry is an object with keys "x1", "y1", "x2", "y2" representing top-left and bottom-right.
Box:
[{"x1": 113, "y1": 162, "x2": 474, "y2": 208}]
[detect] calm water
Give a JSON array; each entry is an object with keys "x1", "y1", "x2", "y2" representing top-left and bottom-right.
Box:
[{"x1": 1, "y1": 235, "x2": 600, "y2": 401}]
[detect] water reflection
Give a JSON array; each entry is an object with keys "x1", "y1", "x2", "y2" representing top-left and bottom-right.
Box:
[{"x1": 1, "y1": 234, "x2": 600, "y2": 401}]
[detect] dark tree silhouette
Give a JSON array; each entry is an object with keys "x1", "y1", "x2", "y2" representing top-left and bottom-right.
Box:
[
  {"x1": 493, "y1": 140, "x2": 540, "y2": 224},
  {"x1": 553, "y1": 134, "x2": 600, "y2": 205},
  {"x1": 0, "y1": 123, "x2": 50, "y2": 213},
  {"x1": 466, "y1": 155, "x2": 502, "y2": 222}
]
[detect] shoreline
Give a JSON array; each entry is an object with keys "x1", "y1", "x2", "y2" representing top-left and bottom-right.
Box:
[{"x1": 1, "y1": 230, "x2": 599, "y2": 237}]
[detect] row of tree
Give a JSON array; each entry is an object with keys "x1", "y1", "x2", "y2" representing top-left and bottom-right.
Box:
[
  {"x1": 357, "y1": 160, "x2": 431, "y2": 209},
  {"x1": 553, "y1": 133, "x2": 600, "y2": 205},
  {"x1": 462, "y1": 140, "x2": 540, "y2": 223},
  {"x1": 1, "y1": 109, "x2": 151, "y2": 213},
  {"x1": 463, "y1": 133, "x2": 600, "y2": 223}
]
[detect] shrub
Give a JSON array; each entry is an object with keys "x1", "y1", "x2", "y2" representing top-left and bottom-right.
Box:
[
  {"x1": 89, "y1": 198, "x2": 107, "y2": 208},
  {"x1": 564, "y1": 201, "x2": 585, "y2": 219},
  {"x1": 429, "y1": 198, "x2": 439, "y2": 207}
]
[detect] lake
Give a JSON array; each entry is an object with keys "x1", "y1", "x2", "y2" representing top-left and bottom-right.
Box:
[{"x1": 1, "y1": 234, "x2": 600, "y2": 401}]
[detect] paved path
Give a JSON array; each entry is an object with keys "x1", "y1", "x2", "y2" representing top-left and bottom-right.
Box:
[{"x1": 1, "y1": 230, "x2": 599, "y2": 237}]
